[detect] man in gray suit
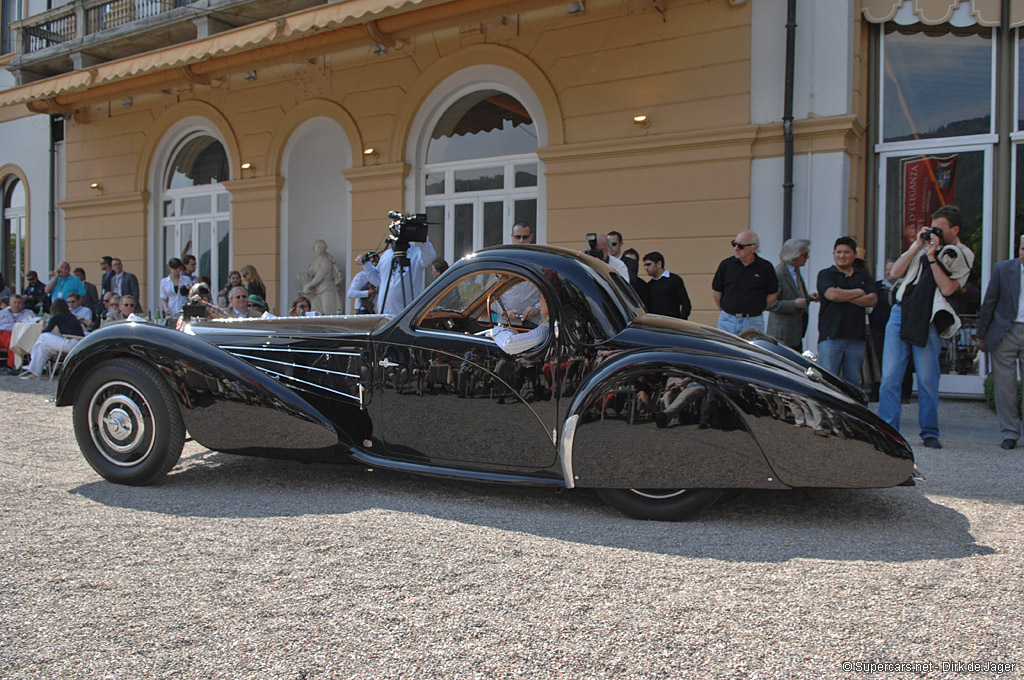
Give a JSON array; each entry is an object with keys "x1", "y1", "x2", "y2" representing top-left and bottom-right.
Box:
[
  {"x1": 976, "y1": 234, "x2": 1024, "y2": 449},
  {"x1": 767, "y1": 238, "x2": 816, "y2": 351},
  {"x1": 109, "y1": 258, "x2": 143, "y2": 314}
]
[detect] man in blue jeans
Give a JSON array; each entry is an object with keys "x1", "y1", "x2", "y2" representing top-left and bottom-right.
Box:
[
  {"x1": 877, "y1": 205, "x2": 974, "y2": 449},
  {"x1": 816, "y1": 236, "x2": 876, "y2": 386}
]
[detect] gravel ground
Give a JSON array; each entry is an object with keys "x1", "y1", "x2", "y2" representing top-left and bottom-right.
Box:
[{"x1": 1, "y1": 376, "x2": 1022, "y2": 679}]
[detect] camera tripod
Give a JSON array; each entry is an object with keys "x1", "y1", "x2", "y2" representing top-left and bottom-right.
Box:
[{"x1": 378, "y1": 240, "x2": 414, "y2": 315}]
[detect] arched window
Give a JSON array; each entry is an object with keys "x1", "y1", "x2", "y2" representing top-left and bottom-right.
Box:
[
  {"x1": 160, "y1": 133, "x2": 231, "y2": 295},
  {"x1": 2, "y1": 176, "x2": 26, "y2": 293},
  {"x1": 422, "y1": 89, "x2": 539, "y2": 264}
]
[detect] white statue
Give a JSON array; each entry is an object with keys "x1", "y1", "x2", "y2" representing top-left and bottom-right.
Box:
[{"x1": 297, "y1": 239, "x2": 344, "y2": 315}]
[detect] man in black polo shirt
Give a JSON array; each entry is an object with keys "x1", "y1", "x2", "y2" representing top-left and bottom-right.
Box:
[
  {"x1": 816, "y1": 236, "x2": 877, "y2": 386},
  {"x1": 712, "y1": 230, "x2": 779, "y2": 334},
  {"x1": 642, "y1": 251, "x2": 691, "y2": 319}
]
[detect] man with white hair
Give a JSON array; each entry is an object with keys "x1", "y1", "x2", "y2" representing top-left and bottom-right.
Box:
[
  {"x1": 711, "y1": 230, "x2": 779, "y2": 334},
  {"x1": 767, "y1": 238, "x2": 816, "y2": 351}
]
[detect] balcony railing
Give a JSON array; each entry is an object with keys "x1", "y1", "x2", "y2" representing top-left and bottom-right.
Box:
[{"x1": 14, "y1": 0, "x2": 197, "y2": 56}]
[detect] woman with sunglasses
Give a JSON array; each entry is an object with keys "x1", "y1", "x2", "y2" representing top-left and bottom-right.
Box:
[{"x1": 241, "y1": 265, "x2": 266, "y2": 301}]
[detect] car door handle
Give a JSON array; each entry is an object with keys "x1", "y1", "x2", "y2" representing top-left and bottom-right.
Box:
[{"x1": 378, "y1": 359, "x2": 399, "y2": 368}]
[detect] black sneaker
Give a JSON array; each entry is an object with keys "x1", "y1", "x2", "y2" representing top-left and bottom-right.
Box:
[
  {"x1": 1001, "y1": 438, "x2": 1016, "y2": 450},
  {"x1": 923, "y1": 437, "x2": 943, "y2": 449}
]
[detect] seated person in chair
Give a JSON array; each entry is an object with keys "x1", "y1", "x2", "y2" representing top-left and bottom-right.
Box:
[
  {"x1": 1, "y1": 295, "x2": 37, "y2": 374},
  {"x1": 19, "y1": 298, "x2": 84, "y2": 380}
]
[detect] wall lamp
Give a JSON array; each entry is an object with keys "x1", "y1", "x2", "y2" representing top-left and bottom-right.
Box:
[
  {"x1": 363, "y1": 147, "x2": 379, "y2": 163},
  {"x1": 89, "y1": 182, "x2": 102, "y2": 193},
  {"x1": 633, "y1": 114, "x2": 649, "y2": 128},
  {"x1": 240, "y1": 161, "x2": 253, "y2": 170}
]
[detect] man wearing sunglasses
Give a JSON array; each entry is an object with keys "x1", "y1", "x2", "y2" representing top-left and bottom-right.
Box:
[{"x1": 711, "y1": 230, "x2": 779, "y2": 334}]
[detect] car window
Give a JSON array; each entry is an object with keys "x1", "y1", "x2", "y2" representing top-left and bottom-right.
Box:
[
  {"x1": 416, "y1": 271, "x2": 510, "y2": 331},
  {"x1": 427, "y1": 272, "x2": 501, "y2": 316}
]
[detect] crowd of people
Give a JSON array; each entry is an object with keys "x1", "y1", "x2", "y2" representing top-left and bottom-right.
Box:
[
  {"x1": 4, "y1": 206, "x2": 1015, "y2": 449},
  {"x1": 0, "y1": 254, "x2": 279, "y2": 378}
]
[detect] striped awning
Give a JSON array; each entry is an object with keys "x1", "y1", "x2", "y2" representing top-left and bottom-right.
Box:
[
  {"x1": 861, "y1": 0, "x2": 1024, "y2": 27},
  {"x1": 0, "y1": 0, "x2": 445, "y2": 109}
]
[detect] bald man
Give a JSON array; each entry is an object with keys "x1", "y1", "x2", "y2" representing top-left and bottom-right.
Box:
[{"x1": 711, "y1": 230, "x2": 779, "y2": 334}]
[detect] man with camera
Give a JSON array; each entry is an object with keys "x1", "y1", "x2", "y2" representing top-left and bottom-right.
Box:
[
  {"x1": 878, "y1": 205, "x2": 974, "y2": 449},
  {"x1": 583, "y1": 232, "x2": 629, "y2": 280},
  {"x1": 159, "y1": 257, "x2": 194, "y2": 319},
  {"x1": 348, "y1": 252, "x2": 381, "y2": 314}
]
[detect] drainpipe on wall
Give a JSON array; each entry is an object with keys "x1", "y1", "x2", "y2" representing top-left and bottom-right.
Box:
[
  {"x1": 783, "y1": 0, "x2": 797, "y2": 242},
  {"x1": 48, "y1": 114, "x2": 59, "y2": 271}
]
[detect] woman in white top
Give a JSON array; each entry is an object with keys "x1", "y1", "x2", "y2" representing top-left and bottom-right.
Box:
[{"x1": 159, "y1": 258, "x2": 193, "y2": 317}]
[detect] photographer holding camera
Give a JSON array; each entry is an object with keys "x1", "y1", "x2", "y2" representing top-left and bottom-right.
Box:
[
  {"x1": 582, "y1": 232, "x2": 629, "y2": 280},
  {"x1": 878, "y1": 205, "x2": 974, "y2": 449},
  {"x1": 159, "y1": 257, "x2": 194, "y2": 319}
]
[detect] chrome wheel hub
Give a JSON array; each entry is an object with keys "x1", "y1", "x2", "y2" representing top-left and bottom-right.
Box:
[{"x1": 89, "y1": 381, "x2": 154, "y2": 466}]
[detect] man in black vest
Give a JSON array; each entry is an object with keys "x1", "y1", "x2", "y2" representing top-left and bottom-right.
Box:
[
  {"x1": 642, "y1": 251, "x2": 691, "y2": 319},
  {"x1": 877, "y1": 205, "x2": 974, "y2": 449}
]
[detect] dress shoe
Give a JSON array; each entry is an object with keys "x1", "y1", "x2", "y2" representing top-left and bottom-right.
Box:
[
  {"x1": 1001, "y1": 439, "x2": 1017, "y2": 450},
  {"x1": 922, "y1": 437, "x2": 942, "y2": 449}
]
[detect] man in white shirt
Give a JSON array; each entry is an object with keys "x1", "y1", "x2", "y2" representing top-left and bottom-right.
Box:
[
  {"x1": 377, "y1": 237, "x2": 436, "y2": 316},
  {"x1": 493, "y1": 222, "x2": 541, "y2": 322},
  {"x1": 67, "y1": 293, "x2": 94, "y2": 331},
  {"x1": 0, "y1": 295, "x2": 36, "y2": 373},
  {"x1": 159, "y1": 257, "x2": 194, "y2": 317},
  {"x1": 584, "y1": 233, "x2": 629, "y2": 280},
  {"x1": 484, "y1": 295, "x2": 551, "y2": 355}
]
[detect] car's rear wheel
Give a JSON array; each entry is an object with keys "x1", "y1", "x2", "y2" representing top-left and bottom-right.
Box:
[
  {"x1": 596, "y1": 488, "x2": 723, "y2": 521},
  {"x1": 72, "y1": 359, "x2": 184, "y2": 485}
]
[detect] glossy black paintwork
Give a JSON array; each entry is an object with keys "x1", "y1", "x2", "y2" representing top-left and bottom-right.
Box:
[
  {"x1": 56, "y1": 323, "x2": 339, "y2": 456},
  {"x1": 57, "y1": 245, "x2": 914, "y2": 490}
]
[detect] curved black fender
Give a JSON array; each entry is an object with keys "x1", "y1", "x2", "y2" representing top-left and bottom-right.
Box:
[
  {"x1": 739, "y1": 328, "x2": 869, "y2": 406},
  {"x1": 55, "y1": 324, "x2": 341, "y2": 457},
  {"x1": 560, "y1": 349, "x2": 785, "y2": 491},
  {"x1": 559, "y1": 349, "x2": 914, "y2": 490}
]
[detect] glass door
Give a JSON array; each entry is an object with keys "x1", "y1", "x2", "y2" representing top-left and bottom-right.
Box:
[{"x1": 876, "y1": 145, "x2": 992, "y2": 395}]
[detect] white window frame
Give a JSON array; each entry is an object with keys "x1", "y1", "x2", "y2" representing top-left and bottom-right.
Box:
[
  {"x1": 150, "y1": 122, "x2": 234, "y2": 313},
  {"x1": 2, "y1": 177, "x2": 26, "y2": 293},
  {"x1": 160, "y1": 183, "x2": 231, "y2": 296},
  {"x1": 423, "y1": 154, "x2": 539, "y2": 263},
  {"x1": 405, "y1": 66, "x2": 549, "y2": 248}
]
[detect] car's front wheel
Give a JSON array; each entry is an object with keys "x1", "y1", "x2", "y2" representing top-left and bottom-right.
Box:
[
  {"x1": 72, "y1": 359, "x2": 185, "y2": 485},
  {"x1": 596, "y1": 488, "x2": 723, "y2": 521}
]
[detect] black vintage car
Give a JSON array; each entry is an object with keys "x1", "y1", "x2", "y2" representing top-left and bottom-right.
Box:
[{"x1": 55, "y1": 245, "x2": 915, "y2": 520}]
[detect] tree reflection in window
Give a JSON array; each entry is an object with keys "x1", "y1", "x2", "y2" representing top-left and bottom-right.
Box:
[{"x1": 883, "y1": 26, "x2": 992, "y2": 143}]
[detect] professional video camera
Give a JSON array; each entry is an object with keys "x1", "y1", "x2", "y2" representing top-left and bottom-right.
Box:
[{"x1": 387, "y1": 211, "x2": 430, "y2": 249}]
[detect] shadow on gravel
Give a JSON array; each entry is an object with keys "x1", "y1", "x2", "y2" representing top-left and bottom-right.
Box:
[{"x1": 69, "y1": 448, "x2": 992, "y2": 564}]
